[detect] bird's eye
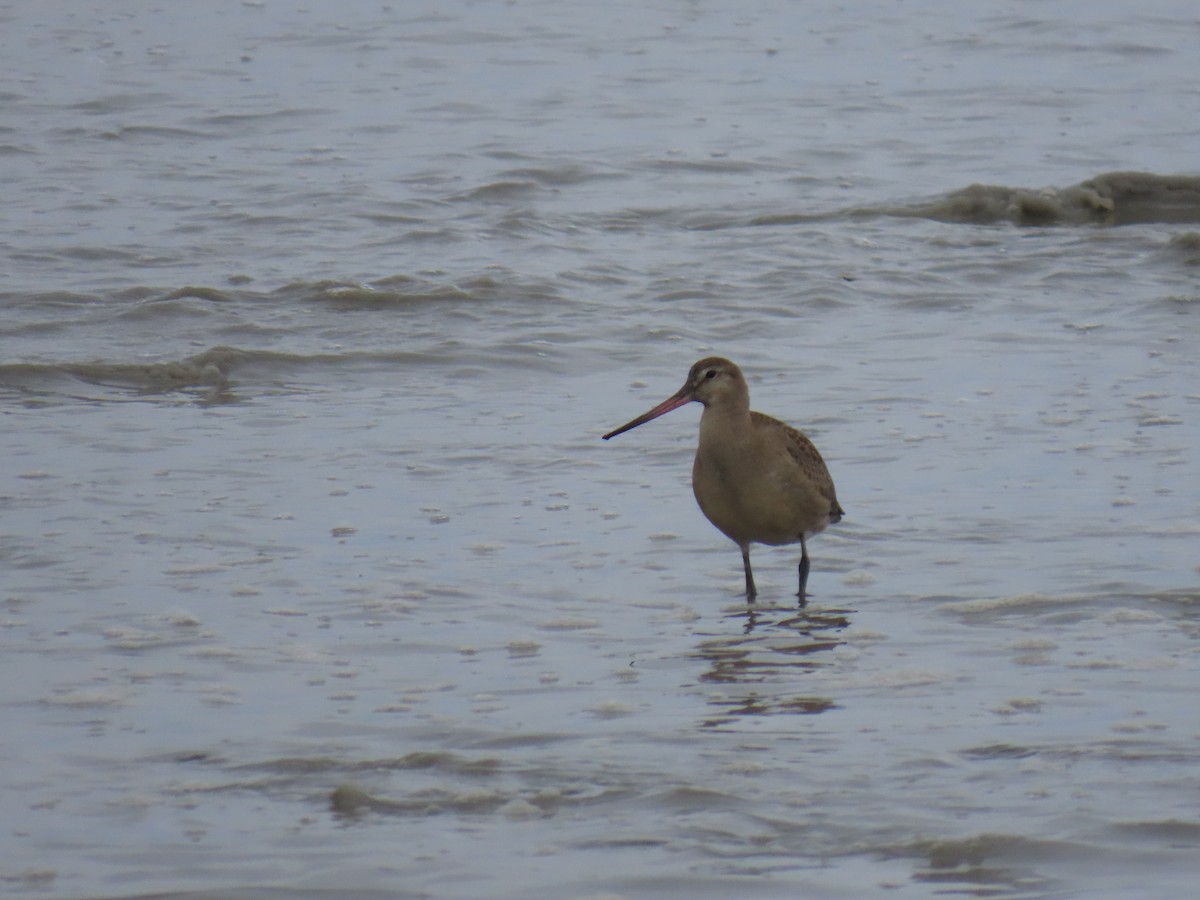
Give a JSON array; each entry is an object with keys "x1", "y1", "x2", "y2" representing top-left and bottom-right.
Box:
[{"x1": 704, "y1": 369, "x2": 717, "y2": 380}]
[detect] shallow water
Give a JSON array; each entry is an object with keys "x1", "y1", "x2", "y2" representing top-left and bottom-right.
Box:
[{"x1": 1, "y1": 1, "x2": 1199, "y2": 898}]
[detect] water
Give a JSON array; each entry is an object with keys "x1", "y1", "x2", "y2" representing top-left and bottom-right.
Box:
[{"x1": 1, "y1": 1, "x2": 1198, "y2": 897}]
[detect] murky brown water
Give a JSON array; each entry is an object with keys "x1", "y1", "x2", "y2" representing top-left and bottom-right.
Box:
[{"x1": 2, "y1": 1, "x2": 1198, "y2": 897}]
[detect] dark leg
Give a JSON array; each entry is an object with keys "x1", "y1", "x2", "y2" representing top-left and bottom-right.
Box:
[
  {"x1": 797, "y1": 537, "x2": 810, "y2": 605},
  {"x1": 741, "y1": 545, "x2": 757, "y2": 601}
]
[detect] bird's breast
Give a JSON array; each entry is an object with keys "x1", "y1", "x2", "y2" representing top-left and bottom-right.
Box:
[{"x1": 692, "y1": 422, "x2": 834, "y2": 546}]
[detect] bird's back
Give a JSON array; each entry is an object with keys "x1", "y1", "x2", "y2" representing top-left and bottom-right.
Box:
[{"x1": 752, "y1": 411, "x2": 844, "y2": 527}]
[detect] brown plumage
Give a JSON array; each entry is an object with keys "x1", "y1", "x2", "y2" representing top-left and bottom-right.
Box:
[{"x1": 603, "y1": 357, "x2": 843, "y2": 601}]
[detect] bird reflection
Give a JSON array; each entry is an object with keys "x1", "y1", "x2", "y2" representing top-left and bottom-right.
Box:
[
  {"x1": 692, "y1": 603, "x2": 854, "y2": 728},
  {"x1": 730, "y1": 603, "x2": 852, "y2": 636}
]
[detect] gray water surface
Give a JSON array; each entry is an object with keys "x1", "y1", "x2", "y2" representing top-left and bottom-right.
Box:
[{"x1": 2, "y1": 1, "x2": 1198, "y2": 898}]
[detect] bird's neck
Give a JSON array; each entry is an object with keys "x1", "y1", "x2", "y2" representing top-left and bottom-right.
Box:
[{"x1": 698, "y1": 400, "x2": 754, "y2": 453}]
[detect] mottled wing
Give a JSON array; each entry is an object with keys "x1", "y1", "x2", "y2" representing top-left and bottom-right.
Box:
[{"x1": 753, "y1": 411, "x2": 845, "y2": 524}]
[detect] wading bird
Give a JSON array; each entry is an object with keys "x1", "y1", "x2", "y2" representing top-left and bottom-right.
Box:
[{"x1": 603, "y1": 357, "x2": 843, "y2": 602}]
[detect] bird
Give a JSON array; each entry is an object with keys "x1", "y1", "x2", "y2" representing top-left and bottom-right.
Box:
[{"x1": 603, "y1": 357, "x2": 843, "y2": 602}]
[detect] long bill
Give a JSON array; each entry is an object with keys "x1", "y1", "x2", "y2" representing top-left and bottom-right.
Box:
[{"x1": 602, "y1": 388, "x2": 694, "y2": 440}]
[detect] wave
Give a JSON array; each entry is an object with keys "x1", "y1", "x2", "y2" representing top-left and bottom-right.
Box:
[
  {"x1": 890, "y1": 171, "x2": 1200, "y2": 226},
  {"x1": 0, "y1": 341, "x2": 569, "y2": 403},
  {"x1": 277, "y1": 273, "x2": 565, "y2": 307},
  {"x1": 0, "y1": 347, "x2": 247, "y2": 398},
  {"x1": 1156, "y1": 231, "x2": 1200, "y2": 266},
  {"x1": 686, "y1": 171, "x2": 1200, "y2": 230},
  {"x1": 0, "y1": 346, "x2": 414, "y2": 394}
]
